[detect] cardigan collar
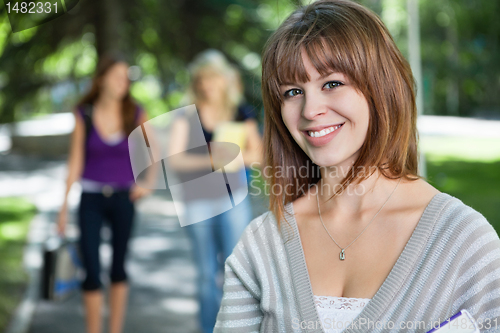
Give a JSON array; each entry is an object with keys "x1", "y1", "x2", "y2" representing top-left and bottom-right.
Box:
[{"x1": 280, "y1": 192, "x2": 451, "y2": 333}]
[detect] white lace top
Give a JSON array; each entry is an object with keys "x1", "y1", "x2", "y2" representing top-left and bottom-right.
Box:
[{"x1": 313, "y1": 295, "x2": 371, "y2": 333}]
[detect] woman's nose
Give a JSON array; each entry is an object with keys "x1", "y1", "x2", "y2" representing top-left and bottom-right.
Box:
[{"x1": 301, "y1": 94, "x2": 328, "y2": 120}]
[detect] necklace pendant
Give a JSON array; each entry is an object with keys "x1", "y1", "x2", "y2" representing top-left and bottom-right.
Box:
[{"x1": 340, "y1": 249, "x2": 345, "y2": 261}]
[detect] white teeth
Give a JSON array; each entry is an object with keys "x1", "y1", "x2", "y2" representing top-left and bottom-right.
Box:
[{"x1": 308, "y1": 124, "x2": 343, "y2": 138}]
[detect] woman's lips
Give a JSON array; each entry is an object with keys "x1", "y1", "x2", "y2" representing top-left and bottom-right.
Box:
[{"x1": 302, "y1": 123, "x2": 344, "y2": 147}]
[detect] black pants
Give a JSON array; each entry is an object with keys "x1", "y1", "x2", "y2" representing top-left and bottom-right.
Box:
[{"x1": 78, "y1": 191, "x2": 135, "y2": 291}]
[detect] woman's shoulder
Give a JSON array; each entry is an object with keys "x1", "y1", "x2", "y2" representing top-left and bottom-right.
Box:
[
  {"x1": 226, "y1": 208, "x2": 296, "y2": 285},
  {"x1": 231, "y1": 209, "x2": 291, "y2": 257},
  {"x1": 240, "y1": 210, "x2": 280, "y2": 239},
  {"x1": 431, "y1": 191, "x2": 487, "y2": 224},
  {"x1": 74, "y1": 103, "x2": 91, "y2": 117},
  {"x1": 134, "y1": 103, "x2": 145, "y2": 120},
  {"x1": 437, "y1": 193, "x2": 500, "y2": 318},
  {"x1": 429, "y1": 191, "x2": 499, "y2": 246}
]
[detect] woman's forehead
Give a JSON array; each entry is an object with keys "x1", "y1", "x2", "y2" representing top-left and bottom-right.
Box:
[
  {"x1": 278, "y1": 71, "x2": 349, "y2": 86},
  {"x1": 277, "y1": 58, "x2": 347, "y2": 85},
  {"x1": 107, "y1": 62, "x2": 128, "y2": 74},
  {"x1": 275, "y1": 42, "x2": 349, "y2": 85},
  {"x1": 197, "y1": 67, "x2": 225, "y2": 78}
]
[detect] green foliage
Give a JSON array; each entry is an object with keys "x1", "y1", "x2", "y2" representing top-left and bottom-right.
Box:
[
  {"x1": 363, "y1": 0, "x2": 500, "y2": 117},
  {"x1": 418, "y1": 0, "x2": 500, "y2": 116},
  {"x1": 0, "y1": 16, "x2": 12, "y2": 53},
  {"x1": 0, "y1": 197, "x2": 37, "y2": 332},
  {"x1": 0, "y1": 0, "x2": 287, "y2": 121},
  {"x1": 422, "y1": 135, "x2": 500, "y2": 236},
  {"x1": 0, "y1": 0, "x2": 499, "y2": 122}
]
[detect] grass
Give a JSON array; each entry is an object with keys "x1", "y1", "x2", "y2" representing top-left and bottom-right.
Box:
[
  {"x1": 421, "y1": 135, "x2": 500, "y2": 233},
  {"x1": 0, "y1": 197, "x2": 37, "y2": 332},
  {"x1": 425, "y1": 157, "x2": 500, "y2": 233}
]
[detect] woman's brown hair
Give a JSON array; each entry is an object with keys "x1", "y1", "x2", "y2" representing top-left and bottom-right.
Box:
[
  {"x1": 77, "y1": 54, "x2": 138, "y2": 136},
  {"x1": 261, "y1": 0, "x2": 422, "y2": 229}
]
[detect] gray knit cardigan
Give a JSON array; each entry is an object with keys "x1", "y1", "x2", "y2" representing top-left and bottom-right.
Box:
[{"x1": 214, "y1": 192, "x2": 500, "y2": 332}]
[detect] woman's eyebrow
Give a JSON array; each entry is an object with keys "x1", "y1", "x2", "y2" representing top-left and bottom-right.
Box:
[
  {"x1": 319, "y1": 71, "x2": 345, "y2": 79},
  {"x1": 319, "y1": 71, "x2": 334, "y2": 78}
]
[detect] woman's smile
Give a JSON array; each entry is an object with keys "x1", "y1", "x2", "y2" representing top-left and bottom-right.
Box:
[
  {"x1": 302, "y1": 122, "x2": 345, "y2": 146},
  {"x1": 280, "y1": 50, "x2": 370, "y2": 167}
]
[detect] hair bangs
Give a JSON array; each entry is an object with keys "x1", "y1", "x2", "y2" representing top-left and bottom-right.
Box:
[
  {"x1": 272, "y1": 26, "x2": 365, "y2": 105},
  {"x1": 304, "y1": 36, "x2": 352, "y2": 79},
  {"x1": 274, "y1": 33, "x2": 309, "y2": 87}
]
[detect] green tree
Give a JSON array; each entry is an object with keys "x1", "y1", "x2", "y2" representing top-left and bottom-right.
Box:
[{"x1": 0, "y1": 0, "x2": 298, "y2": 123}]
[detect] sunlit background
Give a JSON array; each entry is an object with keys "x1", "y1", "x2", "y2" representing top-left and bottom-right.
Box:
[{"x1": 0, "y1": 0, "x2": 499, "y2": 332}]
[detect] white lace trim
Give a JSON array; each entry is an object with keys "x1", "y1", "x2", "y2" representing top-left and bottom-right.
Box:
[
  {"x1": 313, "y1": 295, "x2": 371, "y2": 333},
  {"x1": 313, "y1": 295, "x2": 371, "y2": 310}
]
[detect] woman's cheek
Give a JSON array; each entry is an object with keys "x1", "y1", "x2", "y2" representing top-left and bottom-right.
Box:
[{"x1": 281, "y1": 113, "x2": 296, "y2": 140}]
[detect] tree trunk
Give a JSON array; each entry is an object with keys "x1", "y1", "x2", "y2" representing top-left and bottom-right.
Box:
[{"x1": 94, "y1": 0, "x2": 125, "y2": 57}]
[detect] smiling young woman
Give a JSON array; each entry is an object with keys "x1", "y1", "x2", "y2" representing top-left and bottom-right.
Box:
[{"x1": 214, "y1": 1, "x2": 500, "y2": 333}]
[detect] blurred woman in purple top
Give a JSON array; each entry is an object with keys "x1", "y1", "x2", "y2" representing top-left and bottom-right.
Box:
[{"x1": 57, "y1": 54, "x2": 150, "y2": 333}]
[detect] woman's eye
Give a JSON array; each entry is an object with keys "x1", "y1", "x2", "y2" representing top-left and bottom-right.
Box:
[
  {"x1": 323, "y1": 81, "x2": 343, "y2": 90},
  {"x1": 283, "y1": 89, "x2": 302, "y2": 98}
]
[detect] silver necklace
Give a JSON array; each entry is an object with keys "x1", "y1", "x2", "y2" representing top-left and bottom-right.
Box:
[{"x1": 316, "y1": 177, "x2": 402, "y2": 261}]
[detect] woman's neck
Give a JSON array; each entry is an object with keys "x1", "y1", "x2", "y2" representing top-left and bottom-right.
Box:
[
  {"x1": 316, "y1": 163, "x2": 398, "y2": 221},
  {"x1": 94, "y1": 94, "x2": 122, "y2": 114},
  {"x1": 197, "y1": 99, "x2": 231, "y2": 121}
]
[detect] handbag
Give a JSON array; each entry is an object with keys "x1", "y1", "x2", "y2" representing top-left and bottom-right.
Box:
[{"x1": 40, "y1": 236, "x2": 83, "y2": 301}]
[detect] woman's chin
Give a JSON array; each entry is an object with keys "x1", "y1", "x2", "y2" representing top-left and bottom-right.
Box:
[
  {"x1": 308, "y1": 155, "x2": 341, "y2": 168},
  {"x1": 202, "y1": 93, "x2": 224, "y2": 103},
  {"x1": 111, "y1": 90, "x2": 127, "y2": 100},
  {"x1": 309, "y1": 156, "x2": 357, "y2": 172}
]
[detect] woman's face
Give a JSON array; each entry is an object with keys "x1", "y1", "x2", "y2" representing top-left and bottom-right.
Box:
[
  {"x1": 280, "y1": 51, "x2": 370, "y2": 169},
  {"x1": 100, "y1": 62, "x2": 130, "y2": 100},
  {"x1": 195, "y1": 68, "x2": 228, "y2": 103}
]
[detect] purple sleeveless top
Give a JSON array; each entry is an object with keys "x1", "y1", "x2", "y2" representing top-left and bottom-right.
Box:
[{"x1": 78, "y1": 105, "x2": 142, "y2": 188}]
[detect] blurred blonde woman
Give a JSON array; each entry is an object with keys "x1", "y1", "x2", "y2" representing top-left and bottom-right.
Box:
[{"x1": 168, "y1": 49, "x2": 262, "y2": 333}]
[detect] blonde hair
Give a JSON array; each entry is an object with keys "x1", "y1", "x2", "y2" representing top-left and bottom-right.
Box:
[{"x1": 187, "y1": 49, "x2": 243, "y2": 119}]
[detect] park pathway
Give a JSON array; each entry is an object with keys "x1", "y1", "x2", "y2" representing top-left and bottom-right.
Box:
[
  {"x1": 0, "y1": 152, "x2": 267, "y2": 333},
  {"x1": 27, "y1": 193, "x2": 200, "y2": 333}
]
